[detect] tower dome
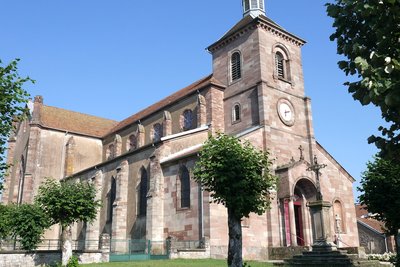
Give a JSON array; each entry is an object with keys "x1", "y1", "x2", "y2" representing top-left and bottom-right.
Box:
[{"x1": 242, "y1": 0, "x2": 265, "y2": 17}]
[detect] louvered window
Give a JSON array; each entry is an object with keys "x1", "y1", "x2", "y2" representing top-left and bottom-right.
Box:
[
  {"x1": 275, "y1": 52, "x2": 285, "y2": 78},
  {"x1": 244, "y1": 0, "x2": 250, "y2": 11},
  {"x1": 231, "y1": 52, "x2": 242, "y2": 81},
  {"x1": 251, "y1": 0, "x2": 258, "y2": 8},
  {"x1": 259, "y1": 0, "x2": 264, "y2": 10}
]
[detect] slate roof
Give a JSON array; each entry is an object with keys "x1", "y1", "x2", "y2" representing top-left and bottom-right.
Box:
[
  {"x1": 104, "y1": 74, "x2": 225, "y2": 137},
  {"x1": 355, "y1": 204, "x2": 386, "y2": 234},
  {"x1": 39, "y1": 105, "x2": 118, "y2": 138}
]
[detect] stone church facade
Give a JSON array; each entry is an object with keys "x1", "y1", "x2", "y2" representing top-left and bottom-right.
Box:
[{"x1": 2, "y1": 0, "x2": 359, "y2": 260}]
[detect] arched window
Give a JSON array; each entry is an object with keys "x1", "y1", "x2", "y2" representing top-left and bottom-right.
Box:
[
  {"x1": 128, "y1": 134, "x2": 137, "y2": 151},
  {"x1": 138, "y1": 168, "x2": 148, "y2": 216},
  {"x1": 153, "y1": 123, "x2": 163, "y2": 142},
  {"x1": 275, "y1": 52, "x2": 285, "y2": 79},
  {"x1": 231, "y1": 52, "x2": 242, "y2": 82},
  {"x1": 182, "y1": 110, "x2": 193, "y2": 131},
  {"x1": 232, "y1": 103, "x2": 241, "y2": 123},
  {"x1": 180, "y1": 166, "x2": 191, "y2": 208},
  {"x1": 333, "y1": 200, "x2": 345, "y2": 233}
]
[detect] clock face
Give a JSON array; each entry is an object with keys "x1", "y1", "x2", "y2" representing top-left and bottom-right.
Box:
[{"x1": 277, "y1": 99, "x2": 295, "y2": 126}]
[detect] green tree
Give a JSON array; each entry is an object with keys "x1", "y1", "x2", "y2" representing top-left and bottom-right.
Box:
[
  {"x1": 0, "y1": 203, "x2": 49, "y2": 251},
  {"x1": 193, "y1": 133, "x2": 277, "y2": 267},
  {"x1": 326, "y1": 0, "x2": 400, "y2": 159},
  {"x1": 0, "y1": 58, "x2": 33, "y2": 192},
  {"x1": 358, "y1": 157, "x2": 400, "y2": 266},
  {"x1": 35, "y1": 178, "x2": 101, "y2": 266},
  {"x1": 0, "y1": 204, "x2": 12, "y2": 239},
  {"x1": 8, "y1": 203, "x2": 50, "y2": 250}
]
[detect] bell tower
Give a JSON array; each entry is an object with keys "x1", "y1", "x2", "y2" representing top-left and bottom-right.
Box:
[
  {"x1": 242, "y1": 0, "x2": 265, "y2": 17},
  {"x1": 208, "y1": 0, "x2": 311, "y2": 166}
]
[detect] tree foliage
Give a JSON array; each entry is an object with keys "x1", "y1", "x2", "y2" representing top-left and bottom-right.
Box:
[
  {"x1": 35, "y1": 178, "x2": 101, "y2": 228},
  {"x1": 326, "y1": 0, "x2": 400, "y2": 158},
  {"x1": 0, "y1": 203, "x2": 49, "y2": 251},
  {"x1": 35, "y1": 178, "x2": 101, "y2": 265},
  {"x1": 0, "y1": 204, "x2": 12, "y2": 239},
  {"x1": 0, "y1": 59, "x2": 33, "y2": 191},
  {"x1": 194, "y1": 133, "x2": 276, "y2": 267},
  {"x1": 194, "y1": 133, "x2": 277, "y2": 219},
  {"x1": 358, "y1": 156, "x2": 400, "y2": 266},
  {"x1": 359, "y1": 157, "x2": 400, "y2": 234},
  {"x1": 9, "y1": 204, "x2": 50, "y2": 250}
]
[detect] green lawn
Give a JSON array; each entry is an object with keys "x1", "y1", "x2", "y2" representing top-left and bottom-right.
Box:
[{"x1": 83, "y1": 259, "x2": 275, "y2": 267}]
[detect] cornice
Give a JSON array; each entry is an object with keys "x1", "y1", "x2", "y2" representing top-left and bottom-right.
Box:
[
  {"x1": 208, "y1": 23, "x2": 258, "y2": 53},
  {"x1": 208, "y1": 17, "x2": 305, "y2": 53}
]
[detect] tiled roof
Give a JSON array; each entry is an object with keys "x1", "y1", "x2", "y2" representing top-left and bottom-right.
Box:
[
  {"x1": 39, "y1": 105, "x2": 118, "y2": 138},
  {"x1": 355, "y1": 204, "x2": 386, "y2": 234},
  {"x1": 104, "y1": 74, "x2": 225, "y2": 137}
]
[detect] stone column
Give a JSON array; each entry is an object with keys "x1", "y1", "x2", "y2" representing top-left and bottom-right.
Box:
[
  {"x1": 100, "y1": 233, "x2": 110, "y2": 262},
  {"x1": 205, "y1": 87, "x2": 224, "y2": 133},
  {"x1": 146, "y1": 152, "x2": 164, "y2": 251},
  {"x1": 114, "y1": 135, "x2": 122, "y2": 157},
  {"x1": 288, "y1": 197, "x2": 298, "y2": 246},
  {"x1": 85, "y1": 170, "x2": 103, "y2": 250},
  {"x1": 302, "y1": 199, "x2": 312, "y2": 246},
  {"x1": 197, "y1": 95, "x2": 207, "y2": 127},
  {"x1": 137, "y1": 125, "x2": 145, "y2": 148},
  {"x1": 112, "y1": 161, "x2": 129, "y2": 253},
  {"x1": 163, "y1": 111, "x2": 172, "y2": 136},
  {"x1": 308, "y1": 200, "x2": 336, "y2": 252}
]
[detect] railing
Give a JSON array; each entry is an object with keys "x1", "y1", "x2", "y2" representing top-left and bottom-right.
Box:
[
  {"x1": 109, "y1": 239, "x2": 170, "y2": 262},
  {"x1": 289, "y1": 233, "x2": 308, "y2": 247},
  {"x1": 0, "y1": 239, "x2": 100, "y2": 251}
]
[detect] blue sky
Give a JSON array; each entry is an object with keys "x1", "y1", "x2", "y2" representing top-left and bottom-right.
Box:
[{"x1": 1, "y1": 0, "x2": 381, "y2": 201}]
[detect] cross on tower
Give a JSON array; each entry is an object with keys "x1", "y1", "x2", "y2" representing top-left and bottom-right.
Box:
[{"x1": 307, "y1": 155, "x2": 327, "y2": 201}]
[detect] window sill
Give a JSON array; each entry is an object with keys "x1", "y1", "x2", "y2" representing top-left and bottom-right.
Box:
[{"x1": 177, "y1": 207, "x2": 191, "y2": 212}]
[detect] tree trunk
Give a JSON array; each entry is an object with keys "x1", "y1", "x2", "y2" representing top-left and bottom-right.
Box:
[
  {"x1": 61, "y1": 225, "x2": 73, "y2": 266},
  {"x1": 227, "y1": 208, "x2": 243, "y2": 267}
]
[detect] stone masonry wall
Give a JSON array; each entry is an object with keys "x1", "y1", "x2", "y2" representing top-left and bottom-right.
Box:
[{"x1": 0, "y1": 251, "x2": 104, "y2": 267}]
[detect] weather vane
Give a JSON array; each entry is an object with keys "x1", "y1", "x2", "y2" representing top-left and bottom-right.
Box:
[{"x1": 307, "y1": 155, "x2": 327, "y2": 201}]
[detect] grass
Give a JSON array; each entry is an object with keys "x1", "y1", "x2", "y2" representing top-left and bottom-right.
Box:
[{"x1": 82, "y1": 259, "x2": 275, "y2": 267}]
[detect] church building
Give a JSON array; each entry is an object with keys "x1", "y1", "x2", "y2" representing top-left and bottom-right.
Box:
[{"x1": 2, "y1": 0, "x2": 359, "y2": 260}]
